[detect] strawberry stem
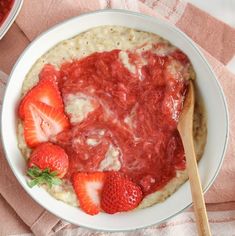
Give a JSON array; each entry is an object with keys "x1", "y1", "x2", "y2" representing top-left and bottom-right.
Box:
[{"x1": 27, "y1": 166, "x2": 62, "y2": 188}]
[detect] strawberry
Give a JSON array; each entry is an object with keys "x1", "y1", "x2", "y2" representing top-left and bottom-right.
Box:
[
  {"x1": 27, "y1": 142, "x2": 69, "y2": 188},
  {"x1": 101, "y1": 172, "x2": 143, "y2": 214},
  {"x1": 39, "y1": 64, "x2": 60, "y2": 83},
  {"x1": 24, "y1": 101, "x2": 70, "y2": 148},
  {"x1": 18, "y1": 65, "x2": 64, "y2": 119},
  {"x1": 72, "y1": 172, "x2": 105, "y2": 215}
]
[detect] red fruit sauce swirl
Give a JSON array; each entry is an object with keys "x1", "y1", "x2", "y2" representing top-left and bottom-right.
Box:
[
  {"x1": 55, "y1": 47, "x2": 189, "y2": 196},
  {"x1": 0, "y1": 0, "x2": 14, "y2": 27}
]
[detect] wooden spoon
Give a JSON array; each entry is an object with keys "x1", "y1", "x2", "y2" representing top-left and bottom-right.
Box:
[{"x1": 177, "y1": 80, "x2": 211, "y2": 236}]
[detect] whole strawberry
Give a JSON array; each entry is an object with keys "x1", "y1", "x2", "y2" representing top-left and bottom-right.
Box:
[
  {"x1": 27, "y1": 142, "x2": 69, "y2": 188},
  {"x1": 101, "y1": 172, "x2": 143, "y2": 214}
]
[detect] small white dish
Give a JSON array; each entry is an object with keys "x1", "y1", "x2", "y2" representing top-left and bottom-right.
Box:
[
  {"x1": 0, "y1": 0, "x2": 23, "y2": 40},
  {"x1": 1, "y1": 10, "x2": 229, "y2": 231}
]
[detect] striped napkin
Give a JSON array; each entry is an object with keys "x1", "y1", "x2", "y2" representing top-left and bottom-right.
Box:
[{"x1": 0, "y1": 0, "x2": 235, "y2": 235}]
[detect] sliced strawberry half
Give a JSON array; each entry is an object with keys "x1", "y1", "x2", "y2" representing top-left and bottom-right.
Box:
[
  {"x1": 24, "y1": 101, "x2": 70, "y2": 148},
  {"x1": 72, "y1": 172, "x2": 105, "y2": 215},
  {"x1": 18, "y1": 66, "x2": 64, "y2": 119}
]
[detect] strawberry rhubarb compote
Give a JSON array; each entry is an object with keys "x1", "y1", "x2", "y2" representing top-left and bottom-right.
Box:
[
  {"x1": 0, "y1": 0, "x2": 14, "y2": 27},
  {"x1": 18, "y1": 26, "x2": 206, "y2": 215},
  {"x1": 56, "y1": 48, "x2": 188, "y2": 196}
]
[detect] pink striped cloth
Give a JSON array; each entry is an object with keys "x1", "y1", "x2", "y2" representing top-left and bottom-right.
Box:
[{"x1": 0, "y1": 0, "x2": 235, "y2": 235}]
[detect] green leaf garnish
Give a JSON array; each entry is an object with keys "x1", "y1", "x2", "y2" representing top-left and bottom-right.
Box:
[{"x1": 27, "y1": 166, "x2": 62, "y2": 188}]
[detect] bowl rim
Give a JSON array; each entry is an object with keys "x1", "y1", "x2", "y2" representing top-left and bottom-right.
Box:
[
  {"x1": 0, "y1": 0, "x2": 24, "y2": 40},
  {"x1": 0, "y1": 9, "x2": 229, "y2": 232}
]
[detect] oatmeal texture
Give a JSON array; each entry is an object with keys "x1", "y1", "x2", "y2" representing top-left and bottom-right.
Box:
[{"x1": 18, "y1": 26, "x2": 206, "y2": 209}]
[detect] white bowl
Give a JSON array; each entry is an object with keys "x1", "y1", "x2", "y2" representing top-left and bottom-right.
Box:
[
  {"x1": 1, "y1": 10, "x2": 229, "y2": 231},
  {"x1": 0, "y1": 0, "x2": 23, "y2": 40}
]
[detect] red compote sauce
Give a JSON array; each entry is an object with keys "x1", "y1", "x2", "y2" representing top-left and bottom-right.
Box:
[
  {"x1": 55, "y1": 47, "x2": 189, "y2": 196},
  {"x1": 0, "y1": 0, "x2": 14, "y2": 27}
]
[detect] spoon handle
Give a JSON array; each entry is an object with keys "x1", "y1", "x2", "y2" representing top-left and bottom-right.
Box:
[
  {"x1": 178, "y1": 81, "x2": 211, "y2": 236},
  {"x1": 181, "y1": 131, "x2": 211, "y2": 236}
]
